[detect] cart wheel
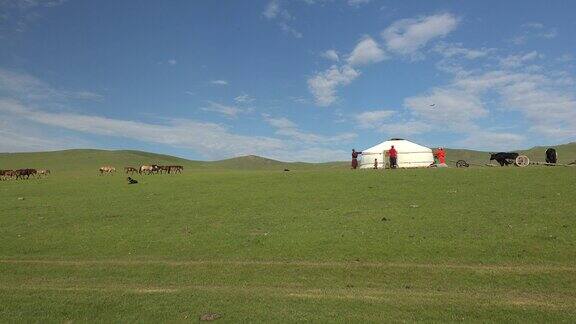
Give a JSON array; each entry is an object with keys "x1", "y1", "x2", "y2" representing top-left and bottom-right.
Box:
[
  {"x1": 515, "y1": 155, "x2": 530, "y2": 167},
  {"x1": 456, "y1": 160, "x2": 469, "y2": 168}
]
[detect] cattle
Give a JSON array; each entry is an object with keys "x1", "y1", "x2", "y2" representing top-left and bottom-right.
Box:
[
  {"x1": 15, "y1": 169, "x2": 37, "y2": 179},
  {"x1": 545, "y1": 148, "x2": 557, "y2": 164},
  {"x1": 489, "y1": 152, "x2": 519, "y2": 166},
  {"x1": 124, "y1": 167, "x2": 138, "y2": 175},
  {"x1": 99, "y1": 166, "x2": 116, "y2": 175},
  {"x1": 139, "y1": 164, "x2": 159, "y2": 175}
]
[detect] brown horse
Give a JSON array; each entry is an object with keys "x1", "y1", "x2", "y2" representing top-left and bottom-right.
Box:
[
  {"x1": 37, "y1": 169, "x2": 51, "y2": 177},
  {"x1": 15, "y1": 169, "x2": 37, "y2": 179},
  {"x1": 99, "y1": 166, "x2": 116, "y2": 175},
  {"x1": 0, "y1": 170, "x2": 15, "y2": 181},
  {"x1": 139, "y1": 165, "x2": 159, "y2": 175},
  {"x1": 124, "y1": 167, "x2": 138, "y2": 175}
]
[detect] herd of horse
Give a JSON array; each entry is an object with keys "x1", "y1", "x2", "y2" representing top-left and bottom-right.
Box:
[
  {"x1": 0, "y1": 168, "x2": 50, "y2": 180},
  {"x1": 99, "y1": 164, "x2": 184, "y2": 175},
  {"x1": 1, "y1": 164, "x2": 184, "y2": 180}
]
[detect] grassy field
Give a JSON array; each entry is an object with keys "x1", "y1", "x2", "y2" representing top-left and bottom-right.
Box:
[{"x1": 1, "y1": 150, "x2": 576, "y2": 322}]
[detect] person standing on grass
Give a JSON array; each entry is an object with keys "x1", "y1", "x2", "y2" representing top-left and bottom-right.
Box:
[
  {"x1": 435, "y1": 147, "x2": 446, "y2": 166},
  {"x1": 351, "y1": 149, "x2": 362, "y2": 169},
  {"x1": 388, "y1": 145, "x2": 398, "y2": 169}
]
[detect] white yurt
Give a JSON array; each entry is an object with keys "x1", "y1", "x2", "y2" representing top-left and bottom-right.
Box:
[{"x1": 359, "y1": 138, "x2": 434, "y2": 169}]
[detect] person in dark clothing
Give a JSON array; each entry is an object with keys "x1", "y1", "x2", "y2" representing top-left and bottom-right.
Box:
[
  {"x1": 351, "y1": 149, "x2": 362, "y2": 169},
  {"x1": 388, "y1": 145, "x2": 398, "y2": 169}
]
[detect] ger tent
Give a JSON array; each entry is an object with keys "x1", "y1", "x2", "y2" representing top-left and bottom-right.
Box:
[{"x1": 359, "y1": 138, "x2": 434, "y2": 169}]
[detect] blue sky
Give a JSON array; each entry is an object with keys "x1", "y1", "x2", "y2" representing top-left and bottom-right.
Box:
[{"x1": 0, "y1": 0, "x2": 575, "y2": 161}]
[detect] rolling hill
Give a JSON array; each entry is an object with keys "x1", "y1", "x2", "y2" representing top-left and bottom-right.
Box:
[{"x1": 0, "y1": 142, "x2": 574, "y2": 171}]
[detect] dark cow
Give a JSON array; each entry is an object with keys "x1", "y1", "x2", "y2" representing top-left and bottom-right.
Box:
[
  {"x1": 490, "y1": 152, "x2": 519, "y2": 166},
  {"x1": 545, "y1": 148, "x2": 557, "y2": 164}
]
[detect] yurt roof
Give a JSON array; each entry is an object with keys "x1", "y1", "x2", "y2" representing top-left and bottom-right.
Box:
[{"x1": 362, "y1": 139, "x2": 432, "y2": 153}]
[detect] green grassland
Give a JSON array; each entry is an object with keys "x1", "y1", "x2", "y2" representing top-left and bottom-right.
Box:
[{"x1": 1, "y1": 148, "x2": 576, "y2": 322}]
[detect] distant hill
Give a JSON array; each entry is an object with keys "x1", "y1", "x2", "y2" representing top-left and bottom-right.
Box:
[
  {"x1": 0, "y1": 149, "x2": 199, "y2": 172},
  {"x1": 1, "y1": 142, "x2": 574, "y2": 171},
  {"x1": 0, "y1": 149, "x2": 345, "y2": 172}
]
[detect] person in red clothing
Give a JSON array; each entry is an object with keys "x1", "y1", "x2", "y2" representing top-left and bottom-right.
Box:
[
  {"x1": 351, "y1": 149, "x2": 362, "y2": 169},
  {"x1": 388, "y1": 145, "x2": 398, "y2": 169},
  {"x1": 435, "y1": 147, "x2": 446, "y2": 165}
]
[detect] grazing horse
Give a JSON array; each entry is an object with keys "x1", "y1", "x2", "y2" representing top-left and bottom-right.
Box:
[
  {"x1": 15, "y1": 168, "x2": 37, "y2": 179},
  {"x1": 139, "y1": 164, "x2": 159, "y2": 175},
  {"x1": 124, "y1": 167, "x2": 138, "y2": 175},
  {"x1": 489, "y1": 152, "x2": 519, "y2": 166},
  {"x1": 99, "y1": 166, "x2": 116, "y2": 175},
  {"x1": 158, "y1": 165, "x2": 171, "y2": 174},
  {"x1": 37, "y1": 169, "x2": 51, "y2": 177},
  {"x1": 0, "y1": 170, "x2": 14, "y2": 181}
]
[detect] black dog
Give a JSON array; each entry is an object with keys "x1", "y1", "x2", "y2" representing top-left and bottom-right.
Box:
[{"x1": 127, "y1": 177, "x2": 138, "y2": 184}]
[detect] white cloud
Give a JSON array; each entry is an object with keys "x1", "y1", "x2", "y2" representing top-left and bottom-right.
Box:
[
  {"x1": 307, "y1": 65, "x2": 360, "y2": 106},
  {"x1": 263, "y1": 114, "x2": 356, "y2": 144},
  {"x1": 512, "y1": 22, "x2": 557, "y2": 45},
  {"x1": 382, "y1": 13, "x2": 458, "y2": 55},
  {"x1": 0, "y1": 99, "x2": 284, "y2": 159},
  {"x1": 263, "y1": 0, "x2": 280, "y2": 19},
  {"x1": 321, "y1": 49, "x2": 339, "y2": 62},
  {"x1": 433, "y1": 42, "x2": 495, "y2": 60},
  {"x1": 457, "y1": 131, "x2": 525, "y2": 151},
  {"x1": 234, "y1": 93, "x2": 255, "y2": 103},
  {"x1": 201, "y1": 101, "x2": 249, "y2": 118},
  {"x1": 0, "y1": 0, "x2": 67, "y2": 35},
  {"x1": 346, "y1": 36, "x2": 386, "y2": 66},
  {"x1": 0, "y1": 119, "x2": 87, "y2": 153},
  {"x1": 354, "y1": 110, "x2": 395, "y2": 129},
  {"x1": 262, "y1": 0, "x2": 302, "y2": 38},
  {"x1": 167, "y1": 59, "x2": 177, "y2": 66},
  {"x1": 347, "y1": 0, "x2": 371, "y2": 7},
  {"x1": 499, "y1": 51, "x2": 542, "y2": 69},
  {"x1": 210, "y1": 80, "x2": 228, "y2": 85},
  {"x1": 404, "y1": 88, "x2": 487, "y2": 131},
  {"x1": 378, "y1": 120, "x2": 433, "y2": 137},
  {"x1": 0, "y1": 68, "x2": 102, "y2": 102}
]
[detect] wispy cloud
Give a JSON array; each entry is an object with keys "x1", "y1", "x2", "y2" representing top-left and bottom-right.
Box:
[
  {"x1": 308, "y1": 65, "x2": 360, "y2": 106},
  {"x1": 347, "y1": 0, "x2": 371, "y2": 7},
  {"x1": 0, "y1": 68, "x2": 103, "y2": 103},
  {"x1": 346, "y1": 36, "x2": 386, "y2": 66},
  {"x1": 210, "y1": 80, "x2": 228, "y2": 86},
  {"x1": 262, "y1": 0, "x2": 302, "y2": 38},
  {"x1": 263, "y1": 114, "x2": 356, "y2": 144},
  {"x1": 0, "y1": 98, "x2": 283, "y2": 159},
  {"x1": 201, "y1": 101, "x2": 250, "y2": 118},
  {"x1": 321, "y1": 49, "x2": 339, "y2": 62},
  {"x1": 0, "y1": 0, "x2": 67, "y2": 36},
  {"x1": 234, "y1": 93, "x2": 255, "y2": 104},
  {"x1": 354, "y1": 110, "x2": 395, "y2": 129},
  {"x1": 308, "y1": 13, "x2": 458, "y2": 107},
  {"x1": 382, "y1": 13, "x2": 458, "y2": 56},
  {"x1": 433, "y1": 42, "x2": 495, "y2": 60},
  {"x1": 512, "y1": 22, "x2": 557, "y2": 45}
]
